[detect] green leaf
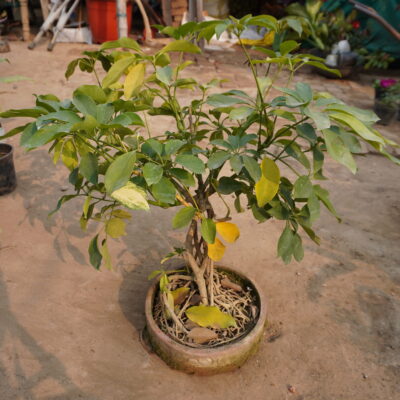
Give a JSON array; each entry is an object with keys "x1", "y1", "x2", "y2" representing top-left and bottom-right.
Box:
[
  {"x1": 206, "y1": 94, "x2": 244, "y2": 108},
  {"x1": 328, "y1": 111, "x2": 385, "y2": 145},
  {"x1": 286, "y1": 17, "x2": 303, "y2": 35},
  {"x1": 0, "y1": 108, "x2": 47, "y2": 118},
  {"x1": 282, "y1": 141, "x2": 310, "y2": 170},
  {"x1": 279, "y1": 40, "x2": 299, "y2": 55},
  {"x1": 175, "y1": 154, "x2": 205, "y2": 174},
  {"x1": 242, "y1": 155, "x2": 261, "y2": 182},
  {"x1": 49, "y1": 194, "x2": 78, "y2": 216},
  {"x1": 65, "y1": 59, "x2": 79, "y2": 79},
  {"x1": 313, "y1": 185, "x2": 341, "y2": 221},
  {"x1": 106, "y1": 218, "x2": 126, "y2": 238},
  {"x1": 0, "y1": 123, "x2": 29, "y2": 139},
  {"x1": 230, "y1": 155, "x2": 243, "y2": 174},
  {"x1": 156, "y1": 65, "x2": 173, "y2": 86},
  {"x1": 312, "y1": 145, "x2": 325, "y2": 179},
  {"x1": 79, "y1": 153, "x2": 98, "y2": 184},
  {"x1": 89, "y1": 234, "x2": 102, "y2": 270},
  {"x1": 277, "y1": 226, "x2": 294, "y2": 264},
  {"x1": 229, "y1": 106, "x2": 253, "y2": 120},
  {"x1": 270, "y1": 109, "x2": 296, "y2": 122},
  {"x1": 124, "y1": 63, "x2": 145, "y2": 98},
  {"x1": 217, "y1": 177, "x2": 242, "y2": 194},
  {"x1": 201, "y1": 218, "x2": 216, "y2": 244},
  {"x1": 304, "y1": 108, "x2": 330, "y2": 130},
  {"x1": 186, "y1": 305, "x2": 236, "y2": 329},
  {"x1": 109, "y1": 112, "x2": 144, "y2": 127},
  {"x1": 152, "y1": 177, "x2": 176, "y2": 204},
  {"x1": 292, "y1": 233, "x2": 304, "y2": 262},
  {"x1": 159, "y1": 39, "x2": 201, "y2": 55},
  {"x1": 96, "y1": 104, "x2": 115, "y2": 124},
  {"x1": 305, "y1": 61, "x2": 340, "y2": 77},
  {"x1": 155, "y1": 52, "x2": 171, "y2": 67},
  {"x1": 164, "y1": 139, "x2": 184, "y2": 156},
  {"x1": 207, "y1": 151, "x2": 230, "y2": 170},
  {"x1": 293, "y1": 176, "x2": 313, "y2": 198},
  {"x1": 307, "y1": 193, "x2": 320, "y2": 223},
  {"x1": 38, "y1": 110, "x2": 81, "y2": 124},
  {"x1": 323, "y1": 128, "x2": 357, "y2": 174},
  {"x1": 170, "y1": 168, "x2": 195, "y2": 187},
  {"x1": 102, "y1": 56, "x2": 136, "y2": 88},
  {"x1": 142, "y1": 138, "x2": 163, "y2": 157},
  {"x1": 296, "y1": 123, "x2": 317, "y2": 144},
  {"x1": 100, "y1": 37, "x2": 141, "y2": 52},
  {"x1": 72, "y1": 93, "x2": 97, "y2": 117},
  {"x1": 172, "y1": 206, "x2": 196, "y2": 229},
  {"x1": 143, "y1": 163, "x2": 163, "y2": 186},
  {"x1": 111, "y1": 181, "x2": 149, "y2": 210},
  {"x1": 325, "y1": 104, "x2": 379, "y2": 125},
  {"x1": 24, "y1": 123, "x2": 73, "y2": 148},
  {"x1": 74, "y1": 85, "x2": 107, "y2": 104},
  {"x1": 104, "y1": 151, "x2": 136, "y2": 193},
  {"x1": 255, "y1": 158, "x2": 280, "y2": 207},
  {"x1": 72, "y1": 114, "x2": 99, "y2": 133},
  {"x1": 295, "y1": 82, "x2": 312, "y2": 103}
]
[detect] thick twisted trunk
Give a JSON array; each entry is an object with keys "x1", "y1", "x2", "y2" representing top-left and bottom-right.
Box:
[{"x1": 184, "y1": 220, "x2": 211, "y2": 305}]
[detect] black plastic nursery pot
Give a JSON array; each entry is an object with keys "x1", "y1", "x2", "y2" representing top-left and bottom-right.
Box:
[
  {"x1": 144, "y1": 265, "x2": 268, "y2": 375},
  {"x1": 0, "y1": 143, "x2": 16, "y2": 195},
  {"x1": 373, "y1": 100, "x2": 398, "y2": 126}
]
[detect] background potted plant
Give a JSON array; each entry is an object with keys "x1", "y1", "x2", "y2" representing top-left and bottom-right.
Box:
[
  {"x1": 285, "y1": 0, "x2": 358, "y2": 78},
  {"x1": 373, "y1": 79, "x2": 399, "y2": 125},
  {"x1": 0, "y1": 15, "x2": 399, "y2": 374}
]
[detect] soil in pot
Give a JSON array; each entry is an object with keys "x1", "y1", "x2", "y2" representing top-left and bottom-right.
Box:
[
  {"x1": 0, "y1": 143, "x2": 17, "y2": 195},
  {"x1": 152, "y1": 268, "x2": 259, "y2": 348}
]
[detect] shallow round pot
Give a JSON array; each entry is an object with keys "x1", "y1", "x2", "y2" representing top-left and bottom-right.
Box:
[
  {"x1": 0, "y1": 143, "x2": 17, "y2": 195},
  {"x1": 144, "y1": 265, "x2": 267, "y2": 375}
]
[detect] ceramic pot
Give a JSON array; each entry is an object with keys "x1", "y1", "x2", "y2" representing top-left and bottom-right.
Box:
[
  {"x1": 144, "y1": 265, "x2": 267, "y2": 375},
  {"x1": 0, "y1": 143, "x2": 16, "y2": 195}
]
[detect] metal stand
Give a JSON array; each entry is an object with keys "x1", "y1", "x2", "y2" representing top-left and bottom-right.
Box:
[{"x1": 28, "y1": 0, "x2": 81, "y2": 51}]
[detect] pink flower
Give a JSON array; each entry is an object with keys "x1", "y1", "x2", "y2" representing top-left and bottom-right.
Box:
[{"x1": 380, "y1": 79, "x2": 397, "y2": 88}]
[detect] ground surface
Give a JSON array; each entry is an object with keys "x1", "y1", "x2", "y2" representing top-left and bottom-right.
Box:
[{"x1": 0, "y1": 41, "x2": 399, "y2": 400}]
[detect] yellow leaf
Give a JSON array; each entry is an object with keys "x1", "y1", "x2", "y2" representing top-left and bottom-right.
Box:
[
  {"x1": 124, "y1": 63, "x2": 145, "y2": 98},
  {"x1": 186, "y1": 305, "x2": 236, "y2": 329},
  {"x1": 111, "y1": 181, "x2": 150, "y2": 211},
  {"x1": 100, "y1": 241, "x2": 113, "y2": 270},
  {"x1": 105, "y1": 218, "x2": 126, "y2": 238},
  {"x1": 216, "y1": 222, "x2": 240, "y2": 243},
  {"x1": 208, "y1": 238, "x2": 226, "y2": 261},
  {"x1": 255, "y1": 158, "x2": 280, "y2": 207},
  {"x1": 170, "y1": 287, "x2": 190, "y2": 305}
]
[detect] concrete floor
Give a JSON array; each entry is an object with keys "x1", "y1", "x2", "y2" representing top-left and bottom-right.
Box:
[{"x1": 0, "y1": 42, "x2": 399, "y2": 400}]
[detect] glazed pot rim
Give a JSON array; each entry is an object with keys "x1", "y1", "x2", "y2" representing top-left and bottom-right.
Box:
[
  {"x1": 0, "y1": 143, "x2": 14, "y2": 160},
  {"x1": 145, "y1": 264, "x2": 267, "y2": 356}
]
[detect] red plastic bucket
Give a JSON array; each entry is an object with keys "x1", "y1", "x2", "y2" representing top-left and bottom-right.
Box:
[{"x1": 87, "y1": 0, "x2": 133, "y2": 43}]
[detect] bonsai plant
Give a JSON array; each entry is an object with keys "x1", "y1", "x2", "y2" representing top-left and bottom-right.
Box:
[{"x1": 1, "y1": 15, "x2": 399, "y2": 373}]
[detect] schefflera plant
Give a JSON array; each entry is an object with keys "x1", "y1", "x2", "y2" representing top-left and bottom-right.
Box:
[{"x1": 1, "y1": 15, "x2": 399, "y2": 330}]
